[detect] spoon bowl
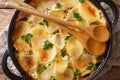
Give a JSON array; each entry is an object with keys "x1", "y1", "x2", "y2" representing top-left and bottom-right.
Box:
[
  {"x1": 63, "y1": 27, "x2": 106, "y2": 56},
  {"x1": 92, "y1": 27, "x2": 110, "y2": 42},
  {"x1": 87, "y1": 38, "x2": 107, "y2": 56}
]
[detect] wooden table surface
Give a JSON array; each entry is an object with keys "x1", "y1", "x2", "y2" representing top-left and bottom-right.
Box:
[{"x1": 0, "y1": 0, "x2": 120, "y2": 80}]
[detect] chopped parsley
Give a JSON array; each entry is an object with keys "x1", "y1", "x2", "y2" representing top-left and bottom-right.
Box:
[
  {"x1": 79, "y1": 0, "x2": 85, "y2": 3},
  {"x1": 50, "y1": 76, "x2": 56, "y2": 80},
  {"x1": 83, "y1": 48, "x2": 90, "y2": 54},
  {"x1": 74, "y1": 69, "x2": 81, "y2": 78},
  {"x1": 21, "y1": 33, "x2": 33, "y2": 43},
  {"x1": 65, "y1": 32, "x2": 73, "y2": 40},
  {"x1": 56, "y1": 60, "x2": 59, "y2": 64},
  {"x1": 39, "y1": 22, "x2": 44, "y2": 25},
  {"x1": 48, "y1": 63, "x2": 51, "y2": 66},
  {"x1": 61, "y1": 49, "x2": 67, "y2": 57},
  {"x1": 74, "y1": 13, "x2": 83, "y2": 21},
  {"x1": 55, "y1": 2, "x2": 61, "y2": 9},
  {"x1": 43, "y1": 40, "x2": 54, "y2": 50},
  {"x1": 39, "y1": 19, "x2": 49, "y2": 26},
  {"x1": 37, "y1": 65, "x2": 46, "y2": 74},
  {"x1": 87, "y1": 62, "x2": 97, "y2": 70}
]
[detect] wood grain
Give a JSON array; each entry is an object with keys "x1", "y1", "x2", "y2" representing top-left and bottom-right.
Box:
[
  {"x1": 0, "y1": 66, "x2": 10, "y2": 80},
  {"x1": 0, "y1": 9, "x2": 15, "y2": 32}
]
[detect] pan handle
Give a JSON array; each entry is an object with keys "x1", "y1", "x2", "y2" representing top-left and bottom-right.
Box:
[
  {"x1": 2, "y1": 50, "x2": 23, "y2": 80},
  {"x1": 97, "y1": 0, "x2": 119, "y2": 29}
]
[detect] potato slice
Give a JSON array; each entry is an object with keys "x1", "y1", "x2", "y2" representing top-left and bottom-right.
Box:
[
  {"x1": 31, "y1": 37, "x2": 57, "y2": 64},
  {"x1": 65, "y1": 7, "x2": 83, "y2": 25},
  {"x1": 66, "y1": 37, "x2": 84, "y2": 60},
  {"x1": 55, "y1": 68, "x2": 74, "y2": 80},
  {"x1": 37, "y1": 62, "x2": 55, "y2": 80},
  {"x1": 36, "y1": 0, "x2": 56, "y2": 13},
  {"x1": 17, "y1": 55, "x2": 37, "y2": 75},
  {"x1": 55, "y1": 55, "x2": 68, "y2": 73},
  {"x1": 48, "y1": 9, "x2": 66, "y2": 19},
  {"x1": 43, "y1": 21, "x2": 59, "y2": 34},
  {"x1": 53, "y1": 33, "x2": 65, "y2": 50},
  {"x1": 77, "y1": 53, "x2": 97, "y2": 76},
  {"x1": 14, "y1": 39, "x2": 31, "y2": 54},
  {"x1": 31, "y1": 27, "x2": 57, "y2": 64},
  {"x1": 62, "y1": 68, "x2": 74, "y2": 80},
  {"x1": 44, "y1": 9, "x2": 66, "y2": 34},
  {"x1": 13, "y1": 21, "x2": 31, "y2": 41},
  {"x1": 59, "y1": 0, "x2": 79, "y2": 9}
]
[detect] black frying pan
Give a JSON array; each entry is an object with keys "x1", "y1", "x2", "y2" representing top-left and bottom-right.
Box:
[{"x1": 2, "y1": 0, "x2": 119, "y2": 80}]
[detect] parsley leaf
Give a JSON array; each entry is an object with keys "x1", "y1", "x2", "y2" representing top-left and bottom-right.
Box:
[
  {"x1": 83, "y1": 48, "x2": 90, "y2": 54},
  {"x1": 21, "y1": 33, "x2": 33, "y2": 43},
  {"x1": 56, "y1": 60, "x2": 59, "y2": 64},
  {"x1": 50, "y1": 76, "x2": 56, "y2": 80},
  {"x1": 74, "y1": 13, "x2": 83, "y2": 21},
  {"x1": 39, "y1": 22, "x2": 44, "y2": 25},
  {"x1": 43, "y1": 40, "x2": 54, "y2": 50},
  {"x1": 87, "y1": 62, "x2": 97, "y2": 70},
  {"x1": 55, "y1": 2, "x2": 61, "y2": 9},
  {"x1": 65, "y1": 32, "x2": 73, "y2": 40},
  {"x1": 37, "y1": 65, "x2": 46, "y2": 74},
  {"x1": 39, "y1": 19, "x2": 49, "y2": 26},
  {"x1": 79, "y1": 0, "x2": 85, "y2": 3},
  {"x1": 43, "y1": 19, "x2": 49, "y2": 26},
  {"x1": 61, "y1": 49, "x2": 67, "y2": 57},
  {"x1": 74, "y1": 69, "x2": 81, "y2": 78},
  {"x1": 48, "y1": 63, "x2": 51, "y2": 66}
]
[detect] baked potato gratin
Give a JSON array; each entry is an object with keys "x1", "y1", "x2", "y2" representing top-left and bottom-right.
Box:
[{"x1": 12, "y1": 0, "x2": 107, "y2": 80}]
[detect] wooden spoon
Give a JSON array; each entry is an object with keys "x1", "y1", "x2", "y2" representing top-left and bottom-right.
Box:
[
  {"x1": 0, "y1": 2, "x2": 107, "y2": 55},
  {"x1": 0, "y1": 1, "x2": 110, "y2": 42},
  {"x1": 60, "y1": 25, "x2": 107, "y2": 56}
]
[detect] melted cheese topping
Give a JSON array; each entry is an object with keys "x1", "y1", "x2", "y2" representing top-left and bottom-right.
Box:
[{"x1": 13, "y1": 0, "x2": 107, "y2": 80}]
